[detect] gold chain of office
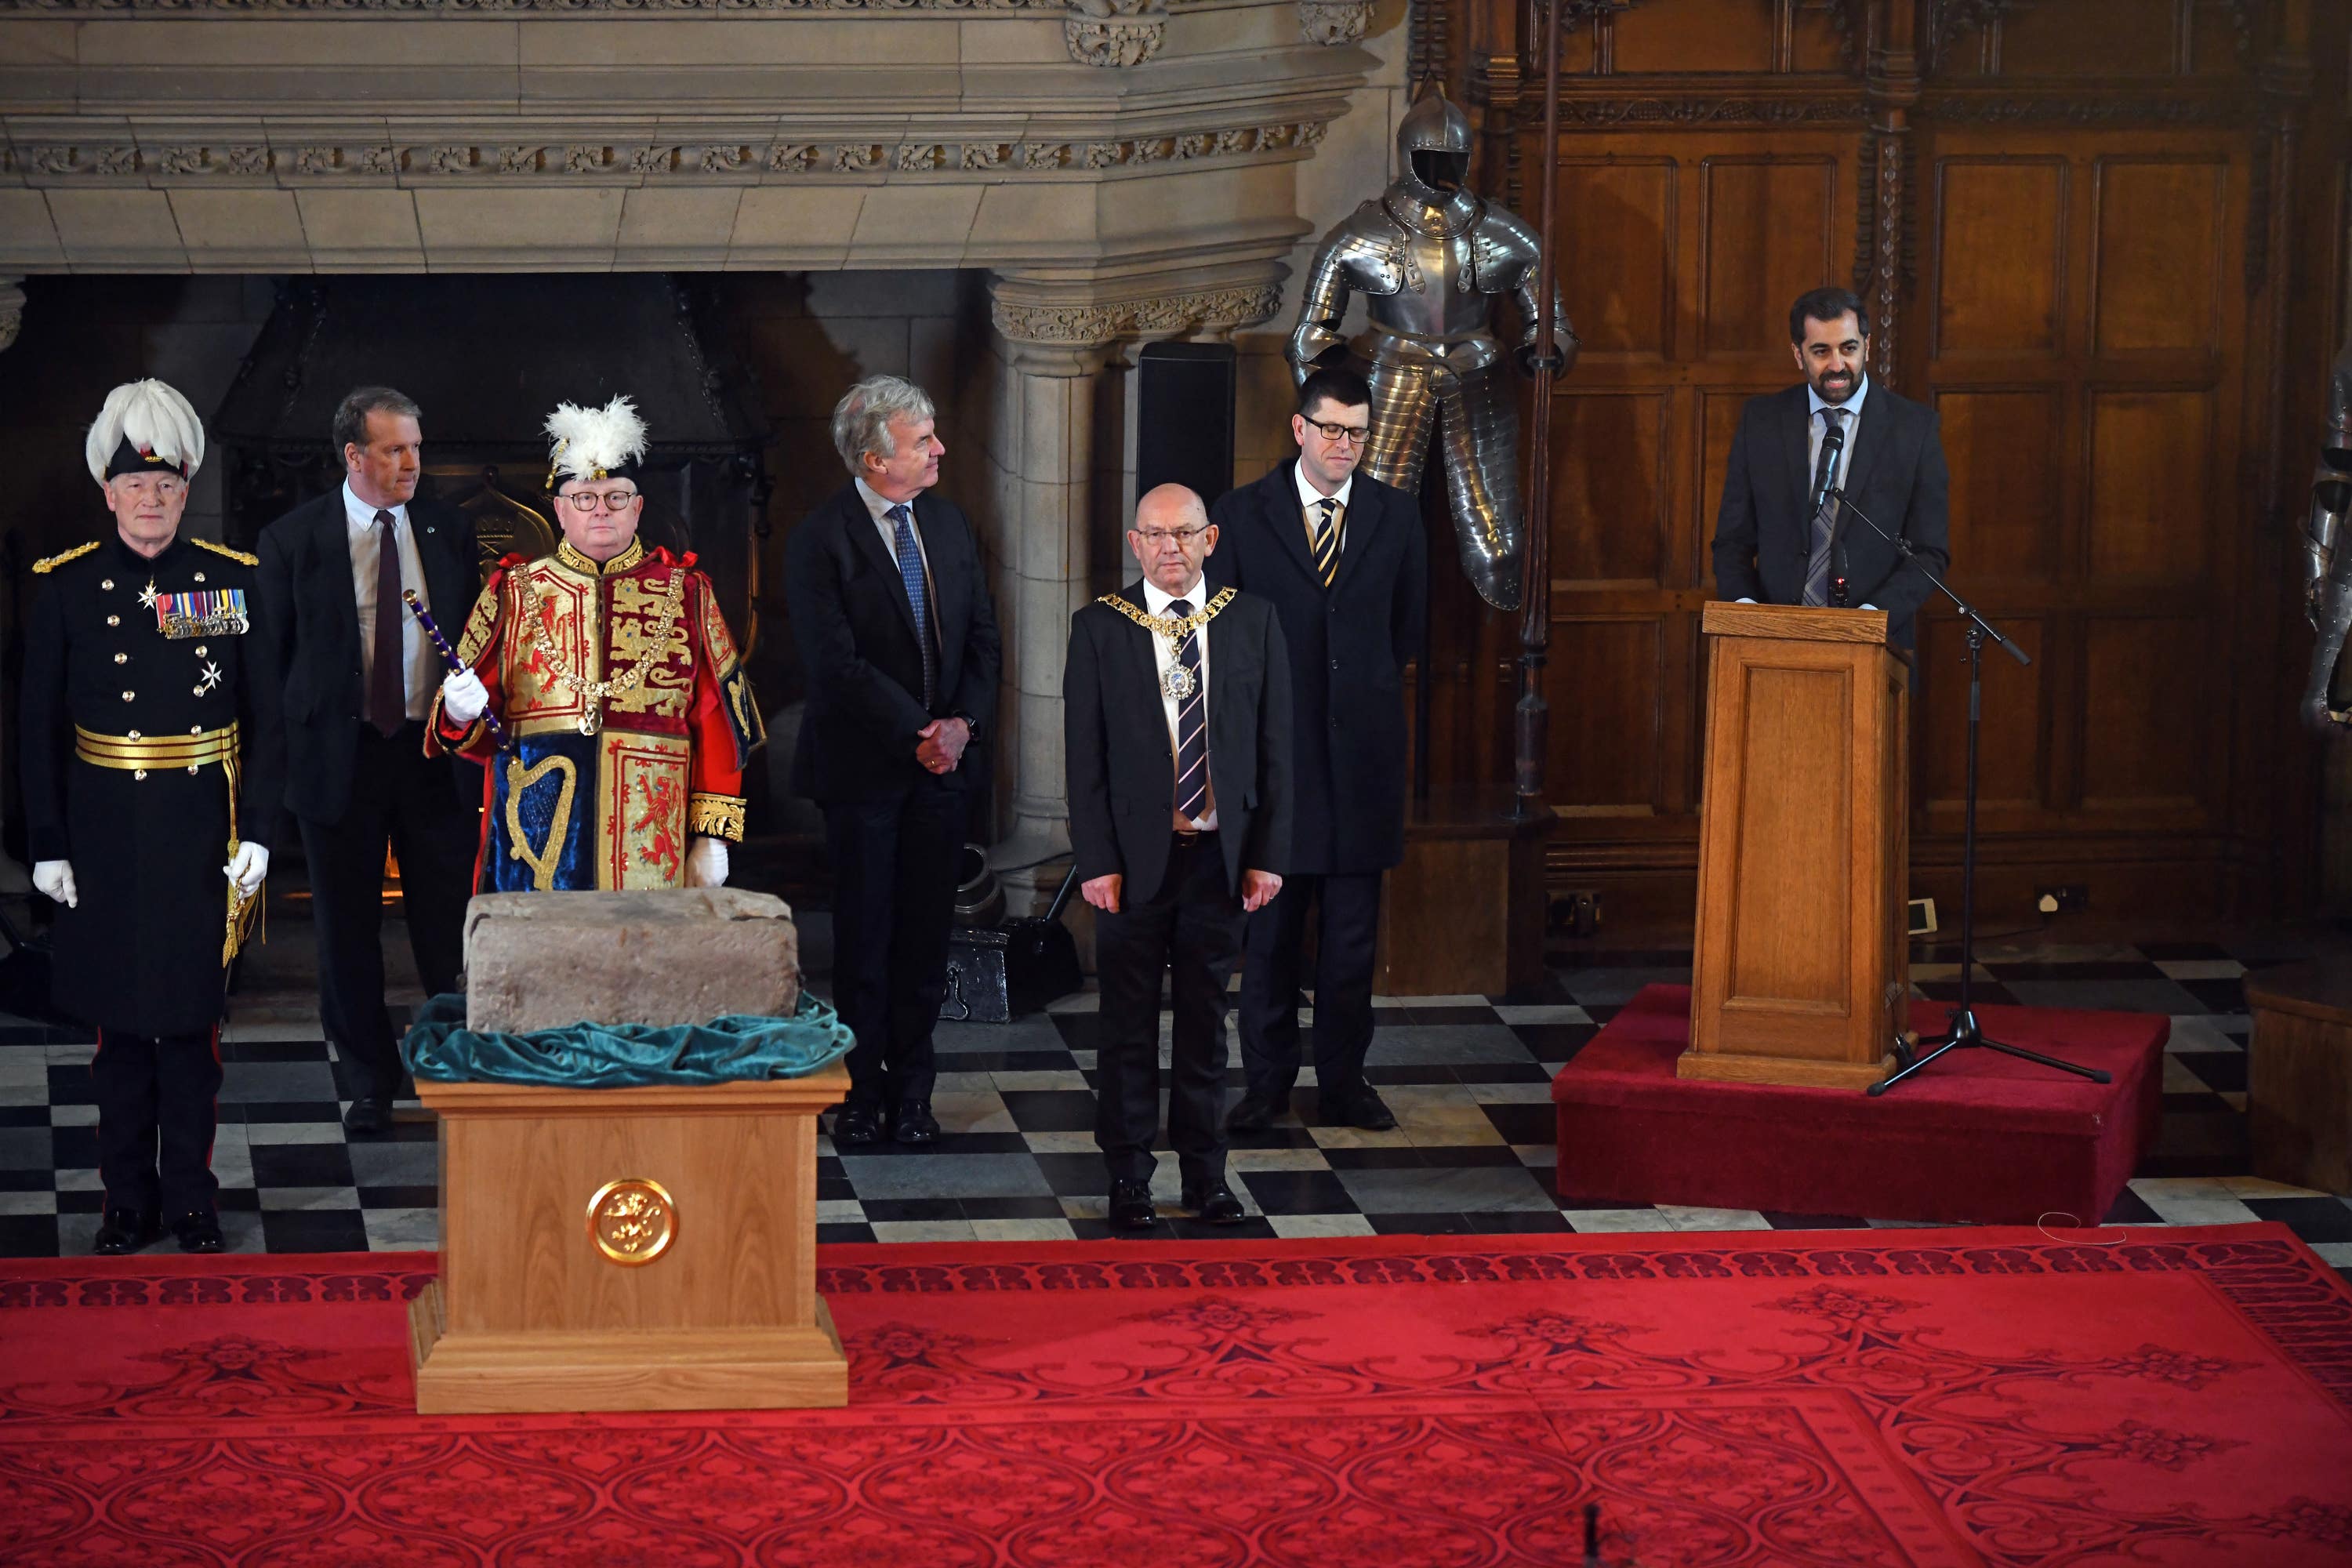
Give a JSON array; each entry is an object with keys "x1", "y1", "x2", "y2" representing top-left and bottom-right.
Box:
[
  {"x1": 1097, "y1": 586, "x2": 1234, "y2": 704},
  {"x1": 521, "y1": 568, "x2": 689, "y2": 736}
]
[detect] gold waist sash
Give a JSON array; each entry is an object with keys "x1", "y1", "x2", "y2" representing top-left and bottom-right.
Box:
[
  {"x1": 71, "y1": 721, "x2": 260, "y2": 963},
  {"x1": 74, "y1": 722, "x2": 239, "y2": 771}
]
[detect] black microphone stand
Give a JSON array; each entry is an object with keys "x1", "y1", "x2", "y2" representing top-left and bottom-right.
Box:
[{"x1": 1824, "y1": 489, "x2": 2109, "y2": 1095}]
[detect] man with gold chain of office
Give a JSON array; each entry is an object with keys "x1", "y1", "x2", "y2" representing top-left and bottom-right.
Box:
[
  {"x1": 429, "y1": 396, "x2": 761, "y2": 891},
  {"x1": 19, "y1": 379, "x2": 285, "y2": 1255}
]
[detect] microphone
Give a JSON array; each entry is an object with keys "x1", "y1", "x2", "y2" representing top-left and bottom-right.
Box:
[{"x1": 1809, "y1": 415, "x2": 1848, "y2": 608}]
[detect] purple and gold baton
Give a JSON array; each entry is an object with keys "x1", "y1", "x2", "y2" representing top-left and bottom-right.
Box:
[{"x1": 402, "y1": 589, "x2": 510, "y2": 750}]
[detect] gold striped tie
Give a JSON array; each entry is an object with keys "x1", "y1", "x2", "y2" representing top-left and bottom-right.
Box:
[{"x1": 1310, "y1": 498, "x2": 1341, "y2": 587}]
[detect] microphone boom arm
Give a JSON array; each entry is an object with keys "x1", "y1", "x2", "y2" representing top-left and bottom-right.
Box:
[{"x1": 1824, "y1": 487, "x2": 2029, "y2": 667}]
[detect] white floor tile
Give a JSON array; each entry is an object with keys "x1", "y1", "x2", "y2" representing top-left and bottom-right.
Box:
[
  {"x1": 1512, "y1": 1144, "x2": 1558, "y2": 1167},
  {"x1": 47, "y1": 1103, "x2": 98, "y2": 1126},
  {"x1": 870, "y1": 1220, "x2": 978, "y2": 1243},
  {"x1": 258, "y1": 1185, "x2": 361, "y2": 1212},
  {"x1": 1566, "y1": 1209, "x2": 1682, "y2": 1234},
  {"x1": 1493, "y1": 1005, "x2": 1590, "y2": 1025},
  {"x1": 2154, "y1": 960, "x2": 2245, "y2": 981},
  {"x1": 971, "y1": 1218, "x2": 1077, "y2": 1242},
  {"x1": 1268, "y1": 1214, "x2": 1376, "y2": 1239},
  {"x1": 1659, "y1": 1206, "x2": 1773, "y2": 1232},
  {"x1": 0, "y1": 1191, "x2": 57, "y2": 1215},
  {"x1": 1465, "y1": 1082, "x2": 1555, "y2": 1103},
  {"x1": 1226, "y1": 1147, "x2": 1334, "y2": 1172},
  {"x1": 816, "y1": 1200, "x2": 866, "y2": 1224}
]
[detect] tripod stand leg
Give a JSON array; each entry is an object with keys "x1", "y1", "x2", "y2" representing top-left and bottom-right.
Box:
[{"x1": 1976, "y1": 1033, "x2": 2112, "y2": 1083}]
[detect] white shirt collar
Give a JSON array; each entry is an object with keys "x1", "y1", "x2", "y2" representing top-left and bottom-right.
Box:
[
  {"x1": 1142, "y1": 575, "x2": 1207, "y2": 615},
  {"x1": 1293, "y1": 460, "x2": 1353, "y2": 514},
  {"x1": 1806, "y1": 373, "x2": 1870, "y2": 423},
  {"x1": 855, "y1": 477, "x2": 917, "y2": 523},
  {"x1": 343, "y1": 478, "x2": 407, "y2": 532}
]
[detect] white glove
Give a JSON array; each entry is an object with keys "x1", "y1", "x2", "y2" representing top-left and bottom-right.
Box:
[
  {"x1": 441, "y1": 669, "x2": 489, "y2": 725},
  {"x1": 223, "y1": 842, "x2": 270, "y2": 898},
  {"x1": 32, "y1": 859, "x2": 77, "y2": 909},
  {"x1": 684, "y1": 837, "x2": 729, "y2": 888}
]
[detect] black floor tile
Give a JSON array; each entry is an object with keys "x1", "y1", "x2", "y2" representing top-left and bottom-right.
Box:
[
  {"x1": 49, "y1": 1127, "x2": 96, "y2": 1168},
  {"x1": 0, "y1": 1215, "x2": 59, "y2": 1257},
  {"x1": 2172, "y1": 1052, "x2": 2247, "y2": 1093},
  {"x1": 216, "y1": 1189, "x2": 262, "y2": 1211},
  {"x1": 1479, "y1": 1104, "x2": 1558, "y2": 1145},
  {"x1": 1033, "y1": 1152, "x2": 1109, "y2": 1197},
  {"x1": 221, "y1": 1041, "x2": 329, "y2": 1063},
  {"x1": 863, "y1": 1198, "x2": 966, "y2": 1222},
  {"x1": 2100, "y1": 1187, "x2": 2161, "y2": 1224},
  {"x1": 816, "y1": 1178, "x2": 858, "y2": 1202},
  {"x1": 816, "y1": 1223, "x2": 878, "y2": 1245},
  {"x1": 1364, "y1": 1065, "x2": 1465, "y2": 1086},
  {"x1": 1759, "y1": 1212, "x2": 1871, "y2": 1229},
  {"x1": 1319, "y1": 1147, "x2": 1430, "y2": 1171},
  {"x1": 240, "y1": 1102, "x2": 347, "y2": 1124},
  {"x1": 1458, "y1": 1062, "x2": 1553, "y2": 1084},
  {"x1": 960, "y1": 1196, "x2": 1066, "y2": 1221},
  {"x1": 56, "y1": 1190, "x2": 101, "y2": 1214},
  {"x1": 1234, "y1": 1171, "x2": 1356, "y2": 1215},
  {"x1": 0, "y1": 1106, "x2": 49, "y2": 1128},
  {"x1": 1431, "y1": 1210, "x2": 1570, "y2": 1234},
  {"x1": 1223, "y1": 1126, "x2": 1320, "y2": 1151},
  {"x1": 2176, "y1": 978, "x2": 2249, "y2": 1013},
  {"x1": 45, "y1": 1066, "x2": 95, "y2": 1105},
  {"x1": 2137, "y1": 941, "x2": 2231, "y2": 960},
  {"x1": 996, "y1": 1091, "x2": 1098, "y2": 1132},
  {"x1": 1512, "y1": 1024, "x2": 1598, "y2": 1062},
  {"x1": 1366, "y1": 1213, "x2": 1472, "y2": 1236},
  {"x1": 2247, "y1": 1197, "x2": 2352, "y2": 1243},
  {"x1": 846, "y1": 1132, "x2": 1033, "y2": 1157},
  {"x1": 1166, "y1": 1216, "x2": 1278, "y2": 1240},
  {"x1": 355, "y1": 1185, "x2": 437, "y2": 1208},
  {"x1": 1402, "y1": 1006, "x2": 1507, "y2": 1026},
  {"x1": 260, "y1": 1210, "x2": 370, "y2": 1252},
  {"x1": 1984, "y1": 961, "x2": 2164, "y2": 982},
  {"x1": 250, "y1": 1144, "x2": 356, "y2": 1188}
]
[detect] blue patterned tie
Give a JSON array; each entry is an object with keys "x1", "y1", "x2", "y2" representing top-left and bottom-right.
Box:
[{"x1": 888, "y1": 503, "x2": 938, "y2": 710}]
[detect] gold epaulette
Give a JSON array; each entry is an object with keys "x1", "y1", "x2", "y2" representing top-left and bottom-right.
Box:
[
  {"x1": 190, "y1": 537, "x2": 260, "y2": 567},
  {"x1": 31, "y1": 541, "x2": 101, "y2": 575}
]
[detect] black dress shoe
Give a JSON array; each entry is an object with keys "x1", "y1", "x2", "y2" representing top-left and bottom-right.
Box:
[
  {"x1": 833, "y1": 1105, "x2": 885, "y2": 1147},
  {"x1": 1182, "y1": 1185, "x2": 1247, "y2": 1225},
  {"x1": 342, "y1": 1096, "x2": 390, "y2": 1137},
  {"x1": 93, "y1": 1207, "x2": 161, "y2": 1256},
  {"x1": 171, "y1": 1210, "x2": 225, "y2": 1254},
  {"x1": 892, "y1": 1102, "x2": 939, "y2": 1145},
  {"x1": 1108, "y1": 1179, "x2": 1156, "y2": 1232},
  {"x1": 1224, "y1": 1089, "x2": 1285, "y2": 1134},
  {"x1": 1323, "y1": 1086, "x2": 1398, "y2": 1131}
]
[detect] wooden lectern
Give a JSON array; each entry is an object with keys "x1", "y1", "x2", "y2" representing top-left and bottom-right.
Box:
[
  {"x1": 410, "y1": 1065, "x2": 850, "y2": 1414},
  {"x1": 1679, "y1": 603, "x2": 1909, "y2": 1089}
]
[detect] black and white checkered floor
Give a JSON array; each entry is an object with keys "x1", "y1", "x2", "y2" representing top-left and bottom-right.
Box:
[{"x1": 3, "y1": 921, "x2": 2347, "y2": 1283}]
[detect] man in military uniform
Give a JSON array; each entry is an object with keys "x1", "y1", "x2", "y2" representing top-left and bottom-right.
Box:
[
  {"x1": 1286, "y1": 85, "x2": 1573, "y2": 612},
  {"x1": 430, "y1": 395, "x2": 760, "y2": 889},
  {"x1": 20, "y1": 379, "x2": 284, "y2": 1255}
]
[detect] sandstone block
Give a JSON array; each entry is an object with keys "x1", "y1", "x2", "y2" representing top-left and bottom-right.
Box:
[{"x1": 465, "y1": 889, "x2": 800, "y2": 1036}]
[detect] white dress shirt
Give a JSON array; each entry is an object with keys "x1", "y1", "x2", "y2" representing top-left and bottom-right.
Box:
[
  {"x1": 1293, "y1": 463, "x2": 1355, "y2": 561},
  {"x1": 343, "y1": 480, "x2": 436, "y2": 721},
  {"x1": 1142, "y1": 574, "x2": 1216, "y2": 832},
  {"x1": 855, "y1": 476, "x2": 936, "y2": 600}
]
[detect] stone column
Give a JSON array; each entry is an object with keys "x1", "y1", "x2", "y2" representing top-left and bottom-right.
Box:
[{"x1": 978, "y1": 271, "x2": 1287, "y2": 913}]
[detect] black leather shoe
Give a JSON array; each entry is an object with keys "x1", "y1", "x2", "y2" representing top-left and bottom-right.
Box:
[
  {"x1": 93, "y1": 1207, "x2": 160, "y2": 1256},
  {"x1": 171, "y1": 1210, "x2": 225, "y2": 1254},
  {"x1": 1323, "y1": 1087, "x2": 1398, "y2": 1131},
  {"x1": 1182, "y1": 1185, "x2": 1247, "y2": 1225},
  {"x1": 342, "y1": 1096, "x2": 390, "y2": 1137},
  {"x1": 833, "y1": 1105, "x2": 885, "y2": 1147},
  {"x1": 1108, "y1": 1179, "x2": 1156, "y2": 1232},
  {"x1": 892, "y1": 1102, "x2": 939, "y2": 1145},
  {"x1": 1225, "y1": 1090, "x2": 1286, "y2": 1134}
]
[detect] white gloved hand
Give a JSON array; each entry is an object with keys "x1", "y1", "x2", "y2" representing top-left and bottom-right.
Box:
[
  {"x1": 441, "y1": 669, "x2": 489, "y2": 725},
  {"x1": 223, "y1": 842, "x2": 270, "y2": 898},
  {"x1": 32, "y1": 859, "x2": 78, "y2": 909},
  {"x1": 684, "y1": 837, "x2": 729, "y2": 888}
]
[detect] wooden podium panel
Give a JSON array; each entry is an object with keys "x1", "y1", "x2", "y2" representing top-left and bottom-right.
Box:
[
  {"x1": 410, "y1": 1065, "x2": 849, "y2": 1414},
  {"x1": 1680, "y1": 604, "x2": 1908, "y2": 1089}
]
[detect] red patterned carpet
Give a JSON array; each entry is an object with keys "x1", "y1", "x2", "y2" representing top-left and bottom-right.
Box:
[{"x1": 3, "y1": 1229, "x2": 2350, "y2": 1566}]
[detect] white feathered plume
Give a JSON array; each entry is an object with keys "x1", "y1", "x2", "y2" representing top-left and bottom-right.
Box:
[
  {"x1": 85, "y1": 379, "x2": 205, "y2": 485},
  {"x1": 543, "y1": 394, "x2": 650, "y2": 489}
]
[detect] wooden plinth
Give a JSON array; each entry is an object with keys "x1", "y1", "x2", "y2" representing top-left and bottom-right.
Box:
[
  {"x1": 1374, "y1": 787, "x2": 1548, "y2": 997},
  {"x1": 412, "y1": 1066, "x2": 850, "y2": 1414},
  {"x1": 2245, "y1": 960, "x2": 2352, "y2": 1196},
  {"x1": 1679, "y1": 604, "x2": 1909, "y2": 1090}
]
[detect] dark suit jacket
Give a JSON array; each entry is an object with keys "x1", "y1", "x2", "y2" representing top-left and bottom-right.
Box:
[
  {"x1": 784, "y1": 482, "x2": 1001, "y2": 804},
  {"x1": 1709, "y1": 382, "x2": 1951, "y2": 650},
  {"x1": 1065, "y1": 582, "x2": 1293, "y2": 903},
  {"x1": 256, "y1": 489, "x2": 478, "y2": 825},
  {"x1": 1206, "y1": 461, "x2": 1426, "y2": 873}
]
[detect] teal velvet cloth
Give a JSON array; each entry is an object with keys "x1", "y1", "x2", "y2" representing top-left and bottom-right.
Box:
[{"x1": 401, "y1": 993, "x2": 855, "y2": 1087}]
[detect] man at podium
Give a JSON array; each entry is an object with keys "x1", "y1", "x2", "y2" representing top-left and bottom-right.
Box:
[{"x1": 1709, "y1": 286, "x2": 1950, "y2": 652}]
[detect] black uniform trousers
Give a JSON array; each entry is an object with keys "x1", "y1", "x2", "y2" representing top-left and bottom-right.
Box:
[
  {"x1": 298, "y1": 721, "x2": 476, "y2": 1103},
  {"x1": 1239, "y1": 871, "x2": 1382, "y2": 1103},
  {"x1": 92, "y1": 1027, "x2": 223, "y2": 1218},
  {"x1": 1094, "y1": 830, "x2": 1243, "y2": 1191},
  {"x1": 823, "y1": 771, "x2": 964, "y2": 1116}
]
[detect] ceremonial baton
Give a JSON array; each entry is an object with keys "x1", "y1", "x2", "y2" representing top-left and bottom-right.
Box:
[{"x1": 401, "y1": 590, "x2": 510, "y2": 750}]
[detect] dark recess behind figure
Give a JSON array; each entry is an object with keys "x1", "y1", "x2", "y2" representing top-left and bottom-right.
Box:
[{"x1": 1135, "y1": 343, "x2": 1237, "y2": 514}]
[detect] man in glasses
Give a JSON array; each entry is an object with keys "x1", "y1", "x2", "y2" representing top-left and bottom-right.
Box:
[
  {"x1": 21, "y1": 379, "x2": 284, "y2": 1253},
  {"x1": 255, "y1": 386, "x2": 480, "y2": 1136},
  {"x1": 1207, "y1": 367, "x2": 1427, "y2": 1135},
  {"x1": 1066, "y1": 485, "x2": 1292, "y2": 1232},
  {"x1": 428, "y1": 395, "x2": 761, "y2": 894}
]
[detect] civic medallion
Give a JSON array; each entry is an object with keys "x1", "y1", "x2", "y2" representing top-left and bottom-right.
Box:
[{"x1": 586, "y1": 1176, "x2": 677, "y2": 1266}]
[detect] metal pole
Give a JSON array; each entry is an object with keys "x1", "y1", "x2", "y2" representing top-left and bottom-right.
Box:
[{"x1": 1512, "y1": 0, "x2": 1563, "y2": 815}]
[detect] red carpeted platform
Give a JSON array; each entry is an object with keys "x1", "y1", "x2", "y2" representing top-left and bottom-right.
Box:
[
  {"x1": 5, "y1": 1229, "x2": 2352, "y2": 1566},
  {"x1": 1553, "y1": 985, "x2": 2167, "y2": 1225}
]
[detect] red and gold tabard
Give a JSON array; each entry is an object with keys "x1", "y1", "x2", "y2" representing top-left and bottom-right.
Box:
[{"x1": 430, "y1": 538, "x2": 763, "y2": 892}]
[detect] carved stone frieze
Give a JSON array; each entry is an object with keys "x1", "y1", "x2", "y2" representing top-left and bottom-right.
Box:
[
  {"x1": 1064, "y1": 0, "x2": 1163, "y2": 66},
  {"x1": 1297, "y1": 0, "x2": 1368, "y2": 45},
  {"x1": 991, "y1": 282, "x2": 1285, "y2": 347},
  {"x1": 0, "y1": 122, "x2": 1329, "y2": 184}
]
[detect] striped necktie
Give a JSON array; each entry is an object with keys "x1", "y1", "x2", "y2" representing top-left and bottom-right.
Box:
[
  {"x1": 887, "y1": 503, "x2": 938, "y2": 710},
  {"x1": 1309, "y1": 497, "x2": 1342, "y2": 588},
  {"x1": 1170, "y1": 598, "x2": 1209, "y2": 822},
  {"x1": 1802, "y1": 408, "x2": 1847, "y2": 608}
]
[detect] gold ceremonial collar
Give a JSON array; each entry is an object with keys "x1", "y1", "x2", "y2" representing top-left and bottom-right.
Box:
[{"x1": 553, "y1": 537, "x2": 648, "y2": 577}]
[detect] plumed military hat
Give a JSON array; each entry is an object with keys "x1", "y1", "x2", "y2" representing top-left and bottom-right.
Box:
[
  {"x1": 543, "y1": 395, "x2": 650, "y2": 492},
  {"x1": 85, "y1": 379, "x2": 205, "y2": 485}
]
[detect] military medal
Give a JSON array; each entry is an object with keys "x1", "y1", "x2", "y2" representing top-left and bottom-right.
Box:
[
  {"x1": 154, "y1": 587, "x2": 249, "y2": 639},
  {"x1": 578, "y1": 702, "x2": 601, "y2": 738}
]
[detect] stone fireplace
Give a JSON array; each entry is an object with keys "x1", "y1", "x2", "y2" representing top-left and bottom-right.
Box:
[{"x1": 0, "y1": 0, "x2": 1410, "y2": 900}]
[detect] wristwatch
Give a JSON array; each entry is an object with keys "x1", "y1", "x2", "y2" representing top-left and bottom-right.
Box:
[{"x1": 950, "y1": 710, "x2": 981, "y2": 741}]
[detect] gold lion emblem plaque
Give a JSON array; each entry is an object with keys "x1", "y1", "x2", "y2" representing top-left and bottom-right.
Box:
[{"x1": 586, "y1": 1177, "x2": 677, "y2": 1265}]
